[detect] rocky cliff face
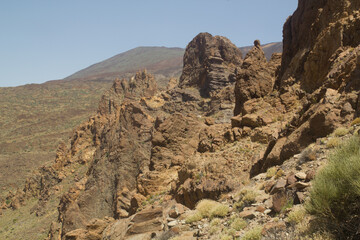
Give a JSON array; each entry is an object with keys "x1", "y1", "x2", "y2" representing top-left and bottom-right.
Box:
[
  {"x1": 280, "y1": 0, "x2": 360, "y2": 92},
  {"x1": 234, "y1": 40, "x2": 281, "y2": 115},
  {"x1": 249, "y1": 0, "x2": 360, "y2": 175},
  {"x1": 179, "y1": 32, "x2": 243, "y2": 97}
]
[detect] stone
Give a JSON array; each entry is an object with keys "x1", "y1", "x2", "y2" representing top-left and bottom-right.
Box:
[
  {"x1": 264, "y1": 181, "x2": 275, "y2": 194},
  {"x1": 295, "y1": 172, "x2": 307, "y2": 180},
  {"x1": 294, "y1": 192, "x2": 306, "y2": 205},
  {"x1": 272, "y1": 190, "x2": 288, "y2": 213},
  {"x1": 280, "y1": 0, "x2": 360, "y2": 92},
  {"x1": 241, "y1": 114, "x2": 262, "y2": 128},
  {"x1": 264, "y1": 198, "x2": 273, "y2": 209},
  {"x1": 127, "y1": 218, "x2": 164, "y2": 235},
  {"x1": 231, "y1": 115, "x2": 242, "y2": 128},
  {"x1": 168, "y1": 220, "x2": 178, "y2": 227},
  {"x1": 286, "y1": 173, "x2": 297, "y2": 186},
  {"x1": 264, "y1": 209, "x2": 272, "y2": 214},
  {"x1": 270, "y1": 179, "x2": 287, "y2": 195},
  {"x1": 204, "y1": 117, "x2": 215, "y2": 126},
  {"x1": 168, "y1": 203, "x2": 188, "y2": 219},
  {"x1": 250, "y1": 127, "x2": 279, "y2": 144},
  {"x1": 239, "y1": 210, "x2": 256, "y2": 219},
  {"x1": 256, "y1": 205, "x2": 266, "y2": 213},
  {"x1": 290, "y1": 182, "x2": 310, "y2": 191},
  {"x1": 306, "y1": 170, "x2": 316, "y2": 182},
  {"x1": 234, "y1": 42, "x2": 281, "y2": 115}
]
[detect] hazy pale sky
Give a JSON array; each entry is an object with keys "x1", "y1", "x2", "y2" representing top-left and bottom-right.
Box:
[{"x1": 0, "y1": 0, "x2": 298, "y2": 87}]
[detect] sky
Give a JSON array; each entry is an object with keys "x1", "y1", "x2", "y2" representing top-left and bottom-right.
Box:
[{"x1": 0, "y1": 0, "x2": 298, "y2": 87}]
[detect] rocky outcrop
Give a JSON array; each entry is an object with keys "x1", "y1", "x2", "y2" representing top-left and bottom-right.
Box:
[
  {"x1": 234, "y1": 41, "x2": 281, "y2": 115},
  {"x1": 179, "y1": 32, "x2": 243, "y2": 97},
  {"x1": 280, "y1": 0, "x2": 360, "y2": 92},
  {"x1": 250, "y1": 0, "x2": 360, "y2": 175},
  {"x1": 9, "y1": 2, "x2": 360, "y2": 238}
]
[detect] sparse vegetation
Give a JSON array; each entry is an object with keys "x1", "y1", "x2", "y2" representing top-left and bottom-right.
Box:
[
  {"x1": 185, "y1": 199, "x2": 229, "y2": 223},
  {"x1": 266, "y1": 167, "x2": 277, "y2": 178},
  {"x1": 210, "y1": 218, "x2": 221, "y2": 226},
  {"x1": 287, "y1": 207, "x2": 306, "y2": 224},
  {"x1": 230, "y1": 217, "x2": 247, "y2": 231},
  {"x1": 332, "y1": 127, "x2": 349, "y2": 137},
  {"x1": 0, "y1": 80, "x2": 112, "y2": 193},
  {"x1": 234, "y1": 189, "x2": 257, "y2": 211},
  {"x1": 275, "y1": 169, "x2": 285, "y2": 179},
  {"x1": 242, "y1": 226, "x2": 263, "y2": 240},
  {"x1": 326, "y1": 137, "x2": 340, "y2": 148},
  {"x1": 185, "y1": 211, "x2": 203, "y2": 224},
  {"x1": 306, "y1": 136, "x2": 360, "y2": 238},
  {"x1": 281, "y1": 199, "x2": 294, "y2": 213}
]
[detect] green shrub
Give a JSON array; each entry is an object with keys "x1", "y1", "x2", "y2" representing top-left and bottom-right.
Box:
[
  {"x1": 306, "y1": 136, "x2": 360, "y2": 238},
  {"x1": 185, "y1": 211, "x2": 203, "y2": 224},
  {"x1": 210, "y1": 204, "x2": 229, "y2": 218},
  {"x1": 275, "y1": 169, "x2": 285, "y2": 179},
  {"x1": 332, "y1": 127, "x2": 349, "y2": 137},
  {"x1": 266, "y1": 167, "x2": 277, "y2": 178},
  {"x1": 234, "y1": 189, "x2": 257, "y2": 211},
  {"x1": 287, "y1": 207, "x2": 306, "y2": 224},
  {"x1": 186, "y1": 199, "x2": 229, "y2": 223},
  {"x1": 230, "y1": 217, "x2": 247, "y2": 231},
  {"x1": 241, "y1": 189, "x2": 257, "y2": 203},
  {"x1": 209, "y1": 225, "x2": 221, "y2": 235},
  {"x1": 326, "y1": 137, "x2": 340, "y2": 148},
  {"x1": 210, "y1": 218, "x2": 221, "y2": 227},
  {"x1": 242, "y1": 226, "x2": 263, "y2": 240}
]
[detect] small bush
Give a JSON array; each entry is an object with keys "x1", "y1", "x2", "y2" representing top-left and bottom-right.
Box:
[
  {"x1": 287, "y1": 207, "x2": 306, "y2": 224},
  {"x1": 241, "y1": 189, "x2": 257, "y2": 203},
  {"x1": 326, "y1": 137, "x2": 340, "y2": 148},
  {"x1": 351, "y1": 117, "x2": 360, "y2": 126},
  {"x1": 185, "y1": 211, "x2": 203, "y2": 224},
  {"x1": 275, "y1": 169, "x2": 285, "y2": 179},
  {"x1": 186, "y1": 199, "x2": 229, "y2": 223},
  {"x1": 209, "y1": 225, "x2": 221, "y2": 235},
  {"x1": 196, "y1": 199, "x2": 218, "y2": 217},
  {"x1": 266, "y1": 167, "x2": 277, "y2": 178},
  {"x1": 211, "y1": 204, "x2": 229, "y2": 218},
  {"x1": 234, "y1": 189, "x2": 257, "y2": 211},
  {"x1": 306, "y1": 136, "x2": 360, "y2": 238},
  {"x1": 230, "y1": 217, "x2": 247, "y2": 231},
  {"x1": 242, "y1": 226, "x2": 263, "y2": 240},
  {"x1": 210, "y1": 218, "x2": 221, "y2": 227},
  {"x1": 332, "y1": 127, "x2": 349, "y2": 137},
  {"x1": 225, "y1": 228, "x2": 237, "y2": 237}
]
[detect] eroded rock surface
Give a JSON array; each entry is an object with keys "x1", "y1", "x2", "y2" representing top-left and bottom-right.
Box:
[{"x1": 179, "y1": 32, "x2": 243, "y2": 97}]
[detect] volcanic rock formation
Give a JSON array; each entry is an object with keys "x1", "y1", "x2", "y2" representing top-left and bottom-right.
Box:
[
  {"x1": 2, "y1": 1, "x2": 360, "y2": 239},
  {"x1": 179, "y1": 32, "x2": 243, "y2": 97}
]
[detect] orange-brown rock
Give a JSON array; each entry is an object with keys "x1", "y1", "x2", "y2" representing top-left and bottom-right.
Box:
[
  {"x1": 280, "y1": 0, "x2": 360, "y2": 92},
  {"x1": 234, "y1": 42, "x2": 281, "y2": 115}
]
